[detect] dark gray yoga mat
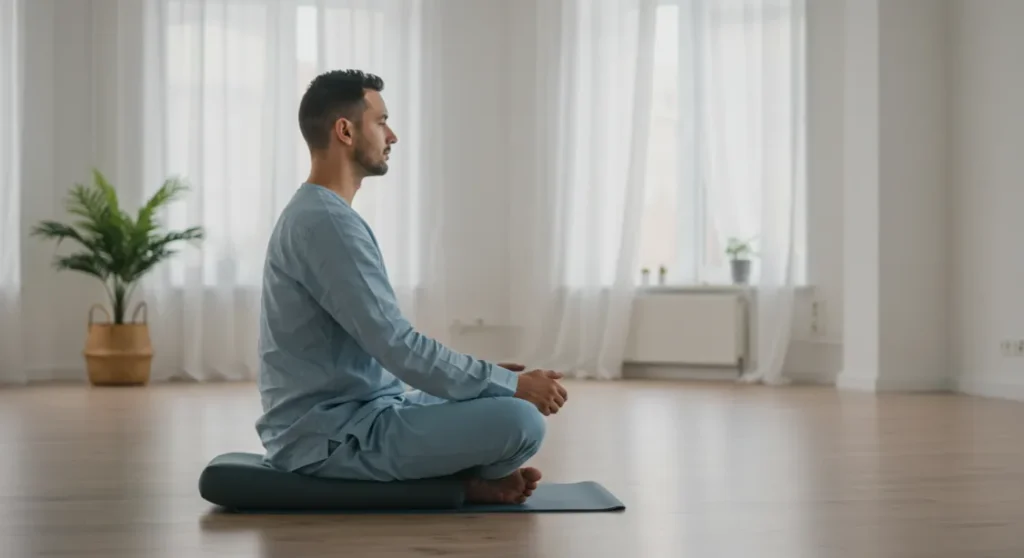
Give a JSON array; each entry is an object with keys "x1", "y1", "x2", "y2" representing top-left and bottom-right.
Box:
[{"x1": 199, "y1": 452, "x2": 625, "y2": 513}]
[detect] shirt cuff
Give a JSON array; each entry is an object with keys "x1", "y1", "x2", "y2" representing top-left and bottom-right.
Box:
[{"x1": 481, "y1": 363, "x2": 519, "y2": 397}]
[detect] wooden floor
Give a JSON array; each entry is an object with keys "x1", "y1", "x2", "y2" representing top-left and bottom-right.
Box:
[{"x1": 1, "y1": 380, "x2": 1024, "y2": 557}]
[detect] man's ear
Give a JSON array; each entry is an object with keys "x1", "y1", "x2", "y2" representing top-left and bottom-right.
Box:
[{"x1": 334, "y1": 117, "x2": 355, "y2": 146}]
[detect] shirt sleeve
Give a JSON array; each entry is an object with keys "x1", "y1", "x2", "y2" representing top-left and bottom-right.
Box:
[{"x1": 293, "y1": 207, "x2": 518, "y2": 401}]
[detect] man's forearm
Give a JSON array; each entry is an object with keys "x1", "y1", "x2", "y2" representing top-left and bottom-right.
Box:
[{"x1": 367, "y1": 319, "x2": 518, "y2": 400}]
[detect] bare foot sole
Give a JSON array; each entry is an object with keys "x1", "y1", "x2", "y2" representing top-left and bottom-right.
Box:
[{"x1": 465, "y1": 467, "x2": 543, "y2": 505}]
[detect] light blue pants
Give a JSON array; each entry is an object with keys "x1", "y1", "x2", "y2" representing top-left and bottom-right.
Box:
[{"x1": 302, "y1": 391, "x2": 547, "y2": 482}]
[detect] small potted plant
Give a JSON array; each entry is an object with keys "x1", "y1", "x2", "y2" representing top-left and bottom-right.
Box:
[
  {"x1": 725, "y1": 236, "x2": 756, "y2": 285},
  {"x1": 31, "y1": 169, "x2": 204, "y2": 386}
]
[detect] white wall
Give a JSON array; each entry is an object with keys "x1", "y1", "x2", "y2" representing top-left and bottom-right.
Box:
[
  {"x1": 950, "y1": 0, "x2": 1024, "y2": 400},
  {"x1": 837, "y1": 0, "x2": 879, "y2": 390},
  {"x1": 836, "y1": 0, "x2": 949, "y2": 392},
  {"x1": 878, "y1": 0, "x2": 950, "y2": 390}
]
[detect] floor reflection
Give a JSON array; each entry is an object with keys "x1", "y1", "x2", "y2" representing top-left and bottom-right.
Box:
[{"x1": 201, "y1": 508, "x2": 548, "y2": 558}]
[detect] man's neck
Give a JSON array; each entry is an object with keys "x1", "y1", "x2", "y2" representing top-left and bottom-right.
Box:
[{"x1": 307, "y1": 161, "x2": 363, "y2": 205}]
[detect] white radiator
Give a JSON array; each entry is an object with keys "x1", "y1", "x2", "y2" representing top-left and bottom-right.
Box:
[{"x1": 624, "y1": 289, "x2": 749, "y2": 369}]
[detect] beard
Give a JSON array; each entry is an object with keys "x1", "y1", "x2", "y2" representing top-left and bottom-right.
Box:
[{"x1": 354, "y1": 141, "x2": 389, "y2": 177}]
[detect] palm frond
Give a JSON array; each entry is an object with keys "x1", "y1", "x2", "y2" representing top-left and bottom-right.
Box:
[
  {"x1": 30, "y1": 221, "x2": 91, "y2": 247},
  {"x1": 53, "y1": 253, "x2": 109, "y2": 281},
  {"x1": 126, "y1": 248, "x2": 178, "y2": 283},
  {"x1": 65, "y1": 183, "x2": 107, "y2": 221},
  {"x1": 138, "y1": 177, "x2": 189, "y2": 223},
  {"x1": 122, "y1": 227, "x2": 202, "y2": 282},
  {"x1": 154, "y1": 227, "x2": 205, "y2": 246},
  {"x1": 91, "y1": 168, "x2": 121, "y2": 217},
  {"x1": 32, "y1": 168, "x2": 205, "y2": 323}
]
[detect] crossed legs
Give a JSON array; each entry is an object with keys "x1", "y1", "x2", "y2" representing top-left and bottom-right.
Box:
[{"x1": 307, "y1": 391, "x2": 547, "y2": 503}]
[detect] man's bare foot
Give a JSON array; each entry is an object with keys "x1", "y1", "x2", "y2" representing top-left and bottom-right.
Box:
[{"x1": 465, "y1": 467, "x2": 543, "y2": 505}]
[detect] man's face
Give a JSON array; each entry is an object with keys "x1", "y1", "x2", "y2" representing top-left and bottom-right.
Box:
[{"x1": 352, "y1": 90, "x2": 398, "y2": 176}]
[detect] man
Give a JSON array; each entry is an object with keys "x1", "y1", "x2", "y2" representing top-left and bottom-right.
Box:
[{"x1": 255, "y1": 69, "x2": 567, "y2": 505}]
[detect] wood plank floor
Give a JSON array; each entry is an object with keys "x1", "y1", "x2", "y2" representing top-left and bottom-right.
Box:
[{"x1": 1, "y1": 380, "x2": 1024, "y2": 557}]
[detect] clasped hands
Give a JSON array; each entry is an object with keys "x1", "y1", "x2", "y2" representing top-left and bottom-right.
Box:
[{"x1": 499, "y1": 363, "x2": 568, "y2": 416}]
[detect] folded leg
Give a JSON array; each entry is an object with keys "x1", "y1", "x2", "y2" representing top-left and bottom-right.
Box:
[{"x1": 307, "y1": 397, "x2": 546, "y2": 482}]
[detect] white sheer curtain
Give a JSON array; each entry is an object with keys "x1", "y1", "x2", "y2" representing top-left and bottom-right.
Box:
[
  {"x1": 508, "y1": 0, "x2": 658, "y2": 380},
  {"x1": 140, "y1": 0, "x2": 427, "y2": 381},
  {"x1": 510, "y1": 0, "x2": 805, "y2": 382},
  {"x1": 673, "y1": 0, "x2": 806, "y2": 384},
  {"x1": 0, "y1": 0, "x2": 23, "y2": 384}
]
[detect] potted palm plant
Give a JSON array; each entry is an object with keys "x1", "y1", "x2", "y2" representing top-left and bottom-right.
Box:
[
  {"x1": 30, "y1": 169, "x2": 203, "y2": 386},
  {"x1": 725, "y1": 236, "x2": 756, "y2": 285}
]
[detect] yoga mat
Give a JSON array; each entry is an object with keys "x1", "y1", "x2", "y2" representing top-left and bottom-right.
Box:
[
  {"x1": 199, "y1": 452, "x2": 625, "y2": 513},
  {"x1": 456, "y1": 481, "x2": 625, "y2": 514}
]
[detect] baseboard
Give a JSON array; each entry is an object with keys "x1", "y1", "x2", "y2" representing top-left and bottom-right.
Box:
[
  {"x1": 623, "y1": 361, "x2": 843, "y2": 385},
  {"x1": 0, "y1": 366, "x2": 87, "y2": 385},
  {"x1": 784, "y1": 368, "x2": 838, "y2": 385},
  {"x1": 622, "y1": 363, "x2": 741, "y2": 382},
  {"x1": 836, "y1": 372, "x2": 878, "y2": 392},
  {"x1": 837, "y1": 371, "x2": 951, "y2": 393},
  {"x1": 875, "y1": 373, "x2": 950, "y2": 392},
  {"x1": 956, "y1": 376, "x2": 1024, "y2": 402}
]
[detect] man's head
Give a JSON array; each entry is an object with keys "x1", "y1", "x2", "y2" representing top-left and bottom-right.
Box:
[{"x1": 298, "y1": 69, "x2": 397, "y2": 177}]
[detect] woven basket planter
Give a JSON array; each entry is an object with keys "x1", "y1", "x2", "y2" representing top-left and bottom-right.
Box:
[{"x1": 83, "y1": 303, "x2": 153, "y2": 386}]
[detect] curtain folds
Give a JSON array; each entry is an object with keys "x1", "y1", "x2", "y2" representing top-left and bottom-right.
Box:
[
  {"x1": 507, "y1": 0, "x2": 659, "y2": 380},
  {"x1": 0, "y1": 0, "x2": 23, "y2": 384}
]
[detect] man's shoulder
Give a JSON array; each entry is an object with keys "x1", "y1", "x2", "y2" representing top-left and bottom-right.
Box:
[
  {"x1": 277, "y1": 185, "x2": 369, "y2": 240},
  {"x1": 282, "y1": 184, "x2": 350, "y2": 218}
]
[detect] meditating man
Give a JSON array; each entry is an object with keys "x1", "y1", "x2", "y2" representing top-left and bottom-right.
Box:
[{"x1": 255, "y1": 69, "x2": 568, "y2": 505}]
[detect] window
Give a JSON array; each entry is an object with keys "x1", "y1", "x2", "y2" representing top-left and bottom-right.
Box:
[
  {"x1": 157, "y1": 0, "x2": 422, "y2": 288},
  {"x1": 637, "y1": 0, "x2": 807, "y2": 286}
]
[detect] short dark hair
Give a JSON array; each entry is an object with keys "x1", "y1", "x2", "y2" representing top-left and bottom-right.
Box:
[{"x1": 298, "y1": 70, "x2": 384, "y2": 150}]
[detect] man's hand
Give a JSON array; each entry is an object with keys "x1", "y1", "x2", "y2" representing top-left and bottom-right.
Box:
[
  {"x1": 498, "y1": 362, "x2": 526, "y2": 372},
  {"x1": 513, "y1": 369, "x2": 568, "y2": 416}
]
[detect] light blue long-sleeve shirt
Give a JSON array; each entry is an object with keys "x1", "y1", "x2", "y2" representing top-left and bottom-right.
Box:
[{"x1": 255, "y1": 182, "x2": 519, "y2": 472}]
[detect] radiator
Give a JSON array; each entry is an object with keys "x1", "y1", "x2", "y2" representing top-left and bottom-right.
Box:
[{"x1": 624, "y1": 289, "x2": 749, "y2": 369}]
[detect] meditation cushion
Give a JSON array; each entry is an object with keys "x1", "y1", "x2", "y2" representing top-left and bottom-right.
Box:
[{"x1": 198, "y1": 452, "x2": 466, "y2": 511}]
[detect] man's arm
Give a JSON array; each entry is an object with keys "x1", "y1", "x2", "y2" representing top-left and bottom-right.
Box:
[{"x1": 291, "y1": 210, "x2": 518, "y2": 401}]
